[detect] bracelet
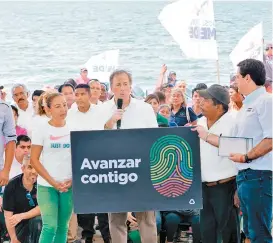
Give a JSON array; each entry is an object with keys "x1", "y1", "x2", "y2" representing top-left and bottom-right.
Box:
[
  {"x1": 205, "y1": 132, "x2": 210, "y2": 142},
  {"x1": 244, "y1": 154, "x2": 252, "y2": 163}
]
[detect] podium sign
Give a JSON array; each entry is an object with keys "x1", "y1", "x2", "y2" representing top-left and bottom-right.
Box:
[{"x1": 71, "y1": 127, "x2": 202, "y2": 213}]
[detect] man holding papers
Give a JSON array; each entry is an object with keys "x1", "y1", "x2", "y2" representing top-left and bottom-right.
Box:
[
  {"x1": 191, "y1": 84, "x2": 239, "y2": 243},
  {"x1": 229, "y1": 59, "x2": 272, "y2": 243}
]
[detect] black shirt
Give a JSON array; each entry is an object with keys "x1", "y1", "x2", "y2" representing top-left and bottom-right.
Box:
[{"x1": 3, "y1": 174, "x2": 38, "y2": 214}]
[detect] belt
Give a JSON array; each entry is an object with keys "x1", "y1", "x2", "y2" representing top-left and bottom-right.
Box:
[{"x1": 205, "y1": 176, "x2": 236, "y2": 187}]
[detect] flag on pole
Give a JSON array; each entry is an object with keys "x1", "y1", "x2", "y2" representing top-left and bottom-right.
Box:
[
  {"x1": 158, "y1": 0, "x2": 218, "y2": 60},
  {"x1": 84, "y1": 50, "x2": 119, "y2": 82},
  {"x1": 229, "y1": 23, "x2": 263, "y2": 70}
]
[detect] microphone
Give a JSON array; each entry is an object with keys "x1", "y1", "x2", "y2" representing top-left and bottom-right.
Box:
[{"x1": 117, "y1": 99, "x2": 123, "y2": 129}]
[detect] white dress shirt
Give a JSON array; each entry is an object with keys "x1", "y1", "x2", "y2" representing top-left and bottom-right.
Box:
[
  {"x1": 198, "y1": 113, "x2": 238, "y2": 182},
  {"x1": 99, "y1": 98, "x2": 158, "y2": 129}
]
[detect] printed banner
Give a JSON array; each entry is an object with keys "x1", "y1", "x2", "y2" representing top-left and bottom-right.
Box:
[
  {"x1": 71, "y1": 127, "x2": 202, "y2": 213},
  {"x1": 84, "y1": 49, "x2": 119, "y2": 82},
  {"x1": 229, "y1": 23, "x2": 263, "y2": 70},
  {"x1": 158, "y1": 0, "x2": 218, "y2": 60}
]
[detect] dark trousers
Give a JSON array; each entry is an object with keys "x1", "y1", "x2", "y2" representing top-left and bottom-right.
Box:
[
  {"x1": 77, "y1": 213, "x2": 111, "y2": 243},
  {"x1": 237, "y1": 169, "x2": 272, "y2": 243},
  {"x1": 16, "y1": 216, "x2": 42, "y2": 243},
  {"x1": 161, "y1": 212, "x2": 201, "y2": 243},
  {"x1": 200, "y1": 179, "x2": 240, "y2": 243}
]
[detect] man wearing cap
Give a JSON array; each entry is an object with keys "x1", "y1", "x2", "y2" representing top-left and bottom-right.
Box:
[
  {"x1": 76, "y1": 68, "x2": 91, "y2": 85},
  {"x1": 191, "y1": 84, "x2": 239, "y2": 243},
  {"x1": 229, "y1": 59, "x2": 272, "y2": 243}
]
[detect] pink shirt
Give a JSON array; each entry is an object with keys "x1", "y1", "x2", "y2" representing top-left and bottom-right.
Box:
[
  {"x1": 76, "y1": 76, "x2": 90, "y2": 84},
  {"x1": 16, "y1": 126, "x2": 27, "y2": 136}
]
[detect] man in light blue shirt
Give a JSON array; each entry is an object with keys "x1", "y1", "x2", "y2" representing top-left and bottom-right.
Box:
[
  {"x1": 229, "y1": 59, "x2": 272, "y2": 243},
  {"x1": 0, "y1": 98, "x2": 16, "y2": 186}
]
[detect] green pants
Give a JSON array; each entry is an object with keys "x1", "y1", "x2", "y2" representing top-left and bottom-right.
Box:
[{"x1": 37, "y1": 185, "x2": 73, "y2": 243}]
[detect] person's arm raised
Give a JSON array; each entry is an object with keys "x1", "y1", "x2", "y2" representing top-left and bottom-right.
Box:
[{"x1": 154, "y1": 64, "x2": 167, "y2": 92}]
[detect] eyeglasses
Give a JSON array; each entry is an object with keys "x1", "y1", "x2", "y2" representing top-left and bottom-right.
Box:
[{"x1": 26, "y1": 192, "x2": 35, "y2": 207}]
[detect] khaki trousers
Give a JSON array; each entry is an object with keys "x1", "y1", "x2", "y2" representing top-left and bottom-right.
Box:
[
  {"x1": 67, "y1": 213, "x2": 78, "y2": 243},
  {"x1": 109, "y1": 211, "x2": 157, "y2": 243}
]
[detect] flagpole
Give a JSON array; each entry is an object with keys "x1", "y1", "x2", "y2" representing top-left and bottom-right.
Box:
[{"x1": 216, "y1": 59, "x2": 220, "y2": 84}]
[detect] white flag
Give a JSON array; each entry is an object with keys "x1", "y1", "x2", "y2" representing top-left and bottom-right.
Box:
[
  {"x1": 229, "y1": 23, "x2": 263, "y2": 70},
  {"x1": 84, "y1": 50, "x2": 119, "y2": 82},
  {"x1": 158, "y1": 0, "x2": 218, "y2": 60}
]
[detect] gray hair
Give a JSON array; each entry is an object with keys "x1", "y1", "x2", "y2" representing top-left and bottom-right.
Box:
[
  {"x1": 158, "y1": 104, "x2": 171, "y2": 112},
  {"x1": 11, "y1": 83, "x2": 28, "y2": 95},
  {"x1": 109, "y1": 70, "x2": 132, "y2": 86}
]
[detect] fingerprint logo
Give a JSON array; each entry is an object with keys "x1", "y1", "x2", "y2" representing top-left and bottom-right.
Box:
[{"x1": 150, "y1": 135, "x2": 193, "y2": 198}]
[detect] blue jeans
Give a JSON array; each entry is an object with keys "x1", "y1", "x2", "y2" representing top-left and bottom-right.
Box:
[{"x1": 237, "y1": 169, "x2": 272, "y2": 243}]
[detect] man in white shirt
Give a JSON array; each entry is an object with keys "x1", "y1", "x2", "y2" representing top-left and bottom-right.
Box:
[
  {"x1": 67, "y1": 84, "x2": 104, "y2": 131},
  {"x1": 229, "y1": 59, "x2": 272, "y2": 243},
  {"x1": 192, "y1": 85, "x2": 239, "y2": 243},
  {"x1": 66, "y1": 84, "x2": 105, "y2": 243},
  {"x1": 10, "y1": 135, "x2": 31, "y2": 180},
  {"x1": 101, "y1": 70, "x2": 158, "y2": 243},
  {"x1": 11, "y1": 84, "x2": 34, "y2": 131}
]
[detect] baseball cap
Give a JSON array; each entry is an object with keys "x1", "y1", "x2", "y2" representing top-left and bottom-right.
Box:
[
  {"x1": 80, "y1": 67, "x2": 88, "y2": 72},
  {"x1": 198, "y1": 84, "x2": 230, "y2": 106}
]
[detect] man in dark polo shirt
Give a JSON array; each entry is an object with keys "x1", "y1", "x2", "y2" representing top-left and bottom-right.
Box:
[{"x1": 3, "y1": 154, "x2": 41, "y2": 243}]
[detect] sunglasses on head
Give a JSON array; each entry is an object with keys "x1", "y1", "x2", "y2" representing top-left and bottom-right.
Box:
[{"x1": 26, "y1": 192, "x2": 35, "y2": 207}]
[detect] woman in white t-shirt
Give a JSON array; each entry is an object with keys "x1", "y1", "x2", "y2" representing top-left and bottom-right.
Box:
[{"x1": 31, "y1": 93, "x2": 73, "y2": 243}]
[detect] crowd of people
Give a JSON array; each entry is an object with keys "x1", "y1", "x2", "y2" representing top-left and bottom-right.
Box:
[{"x1": 0, "y1": 50, "x2": 272, "y2": 243}]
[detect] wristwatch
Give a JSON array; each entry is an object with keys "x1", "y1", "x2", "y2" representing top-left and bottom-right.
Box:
[{"x1": 244, "y1": 154, "x2": 252, "y2": 163}]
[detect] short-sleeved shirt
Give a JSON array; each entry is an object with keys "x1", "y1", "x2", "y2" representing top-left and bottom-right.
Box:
[
  {"x1": 3, "y1": 174, "x2": 38, "y2": 214},
  {"x1": 32, "y1": 122, "x2": 72, "y2": 187},
  {"x1": 232, "y1": 87, "x2": 272, "y2": 171},
  {"x1": 0, "y1": 100, "x2": 16, "y2": 169},
  {"x1": 169, "y1": 106, "x2": 197, "y2": 127}
]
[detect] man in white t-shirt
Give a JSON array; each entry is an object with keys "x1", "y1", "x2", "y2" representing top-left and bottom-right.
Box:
[
  {"x1": 67, "y1": 84, "x2": 104, "y2": 131},
  {"x1": 11, "y1": 84, "x2": 34, "y2": 132},
  {"x1": 192, "y1": 85, "x2": 239, "y2": 243},
  {"x1": 100, "y1": 70, "x2": 158, "y2": 243},
  {"x1": 66, "y1": 84, "x2": 104, "y2": 243}
]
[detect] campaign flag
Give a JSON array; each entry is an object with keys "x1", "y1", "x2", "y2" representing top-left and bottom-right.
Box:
[
  {"x1": 229, "y1": 23, "x2": 263, "y2": 70},
  {"x1": 158, "y1": 0, "x2": 218, "y2": 60},
  {"x1": 71, "y1": 127, "x2": 202, "y2": 213},
  {"x1": 84, "y1": 49, "x2": 119, "y2": 82}
]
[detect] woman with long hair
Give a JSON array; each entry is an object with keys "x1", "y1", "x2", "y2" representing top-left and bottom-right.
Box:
[
  {"x1": 31, "y1": 93, "x2": 73, "y2": 243},
  {"x1": 169, "y1": 88, "x2": 198, "y2": 127},
  {"x1": 144, "y1": 94, "x2": 169, "y2": 127}
]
